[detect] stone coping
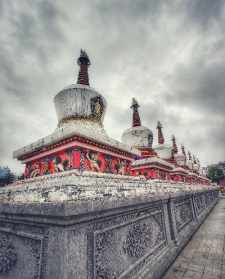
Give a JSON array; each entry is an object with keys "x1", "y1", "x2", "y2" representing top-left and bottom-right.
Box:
[
  {"x1": 132, "y1": 157, "x2": 174, "y2": 169},
  {"x1": 0, "y1": 171, "x2": 218, "y2": 220},
  {"x1": 0, "y1": 188, "x2": 218, "y2": 223}
]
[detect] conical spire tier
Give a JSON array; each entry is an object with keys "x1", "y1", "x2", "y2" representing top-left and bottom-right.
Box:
[
  {"x1": 171, "y1": 135, "x2": 178, "y2": 160},
  {"x1": 181, "y1": 145, "x2": 187, "y2": 165},
  {"x1": 181, "y1": 145, "x2": 186, "y2": 155},
  {"x1": 130, "y1": 98, "x2": 141, "y2": 127},
  {"x1": 188, "y1": 151, "x2": 192, "y2": 160},
  {"x1": 77, "y1": 49, "x2": 91, "y2": 86},
  {"x1": 172, "y1": 135, "x2": 178, "y2": 154},
  {"x1": 157, "y1": 121, "x2": 165, "y2": 144}
]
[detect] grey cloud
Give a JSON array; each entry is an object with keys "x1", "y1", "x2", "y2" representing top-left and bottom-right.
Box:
[
  {"x1": 0, "y1": 0, "x2": 225, "y2": 173},
  {"x1": 14, "y1": 2, "x2": 65, "y2": 60},
  {"x1": 185, "y1": 0, "x2": 225, "y2": 28},
  {"x1": 95, "y1": 0, "x2": 164, "y2": 21},
  {"x1": 165, "y1": 60, "x2": 225, "y2": 116}
]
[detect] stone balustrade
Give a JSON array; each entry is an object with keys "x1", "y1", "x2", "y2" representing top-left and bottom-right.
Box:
[{"x1": 0, "y1": 172, "x2": 219, "y2": 279}]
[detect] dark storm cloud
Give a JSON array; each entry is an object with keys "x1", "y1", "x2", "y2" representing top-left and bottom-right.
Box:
[
  {"x1": 0, "y1": 0, "x2": 225, "y2": 173},
  {"x1": 160, "y1": 22, "x2": 225, "y2": 162},
  {"x1": 12, "y1": 1, "x2": 65, "y2": 57},
  {"x1": 95, "y1": 0, "x2": 164, "y2": 21},
  {"x1": 165, "y1": 59, "x2": 225, "y2": 116},
  {"x1": 0, "y1": 0, "x2": 67, "y2": 172},
  {"x1": 185, "y1": 0, "x2": 225, "y2": 27},
  {"x1": 0, "y1": 1, "x2": 67, "y2": 103}
]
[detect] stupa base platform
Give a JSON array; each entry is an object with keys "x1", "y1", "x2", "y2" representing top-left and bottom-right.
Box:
[{"x1": 0, "y1": 172, "x2": 219, "y2": 279}]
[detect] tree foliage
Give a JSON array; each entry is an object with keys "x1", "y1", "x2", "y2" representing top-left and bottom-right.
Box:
[
  {"x1": 207, "y1": 165, "x2": 224, "y2": 184},
  {"x1": 0, "y1": 167, "x2": 15, "y2": 187}
]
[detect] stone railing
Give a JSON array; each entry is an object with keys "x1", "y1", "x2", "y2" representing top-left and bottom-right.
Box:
[{"x1": 0, "y1": 173, "x2": 219, "y2": 279}]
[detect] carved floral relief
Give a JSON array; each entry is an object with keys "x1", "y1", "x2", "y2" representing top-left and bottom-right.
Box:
[
  {"x1": 175, "y1": 200, "x2": 193, "y2": 232},
  {"x1": 0, "y1": 234, "x2": 17, "y2": 274},
  {"x1": 94, "y1": 212, "x2": 165, "y2": 278}
]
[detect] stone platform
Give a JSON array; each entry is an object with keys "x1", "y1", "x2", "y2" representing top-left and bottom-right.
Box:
[{"x1": 0, "y1": 172, "x2": 219, "y2": 279}]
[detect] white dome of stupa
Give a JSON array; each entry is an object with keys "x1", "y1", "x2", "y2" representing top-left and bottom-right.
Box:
[
  {"x1": 193, "y1": 163, "x2": 199, "y2": 171},
  {"x1": 54, "y1": 84, "x2": 107, "y2": 127},
  {"x1": 154, "y1": 143, "x2": 172, "y2": 160},
  {"x1": 122, "y1": 125, "x2": 153, "y2": 148},
  {"x1": 193, "y1": 156, "x2": 199, "y2": 171},
  {"x1": 174, "y1": 152, "x2": 186, "y2": 166}
]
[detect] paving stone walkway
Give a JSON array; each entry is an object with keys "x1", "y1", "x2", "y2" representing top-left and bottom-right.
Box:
[{"x1": 162, "y1": 198, "x2": 225, "y2": 279}]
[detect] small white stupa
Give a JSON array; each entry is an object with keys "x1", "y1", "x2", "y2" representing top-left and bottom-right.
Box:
[
  {"x1": 175, "y1": 145, "x2": 186, "y2": 167},
  {"x1": 187, "y1": 151, "x2": 193, "y2": 170},
  {"x1": 154, "y1": 121, "x2": 172, "y2": 160},
  {"x1": 121, "y1": 98, "x2": 153, "y2": 149}
]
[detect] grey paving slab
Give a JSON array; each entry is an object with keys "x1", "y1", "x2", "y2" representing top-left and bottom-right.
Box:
[{"x1": 162, "y1": 198, "x2": 225, "y2": 279}]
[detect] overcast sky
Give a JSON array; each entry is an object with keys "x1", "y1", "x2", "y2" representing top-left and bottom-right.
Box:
[{"x1": 0, "y1": 0, "x2": 225, "y2": 174}]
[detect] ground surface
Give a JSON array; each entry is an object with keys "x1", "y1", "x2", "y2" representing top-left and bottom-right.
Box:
[{"x1": 162, "y1": 197, "x2": 225, "y2": 279}]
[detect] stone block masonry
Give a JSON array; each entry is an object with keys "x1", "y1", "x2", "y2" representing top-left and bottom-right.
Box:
[{"x1": 0, "y1": 173, "x2": 219, "y2": 279}]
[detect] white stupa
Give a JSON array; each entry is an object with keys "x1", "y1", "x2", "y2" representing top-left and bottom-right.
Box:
[
  {"x1": 54, "y1": 50, "x2": 108, "y2": 144},
  {"x1": 121, "y1": 98, "x2": 153, "y2": 149},
  {"x1": 175, "y1": 145, "x2": 186, "y2": 167},
  {"x1": 192, "y1": 155, "x2": 199, "y2": 172},
  {"x1": 187, "y1": 151, "x2": 193, "y2": 170},
  {"x1": 153, "y1": 121, "x2": 172, "y2": 160},
  {"x1": 13, "y1": 50, "x2": 140, "y2": 161}
]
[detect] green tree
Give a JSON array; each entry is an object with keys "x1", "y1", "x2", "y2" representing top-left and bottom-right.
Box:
[
  {"x1": 207, "y1": 165, "x2": 224, "y2": 184},
  {"x1": 0, "y1": 167, "x2": 15, "y2": 187}
]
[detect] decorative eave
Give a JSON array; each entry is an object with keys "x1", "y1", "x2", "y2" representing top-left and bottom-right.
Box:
[
  {"x1": 198, "y1": 175, "x2": 209, "y2": 181},
  {"x1": 131, "y1": 157, "x2": 174, "y2": 171},
  {"x1": 137, "y1": 147, "x2": 157, "y2": 153},
  {"x1": 188, "y1": 172, "x2": 200, "y2": 177},
  {"x1": 14, "y1": 132, "x2": 140, "y2": 162},
  {"x1": 172, "y1": 167, "x2": 189, "y2": 175}
]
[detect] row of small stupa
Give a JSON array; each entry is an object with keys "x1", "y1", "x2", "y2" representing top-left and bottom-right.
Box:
[
  {"x1": 13, "y1": 50, "x2": 209, "y2": 185},
  {"x1": 122, "y1": 98, "x2": 200, "y2": 170}
]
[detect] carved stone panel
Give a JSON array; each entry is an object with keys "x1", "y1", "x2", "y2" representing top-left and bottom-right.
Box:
[
  {"x1": 0, "y1": 234, "x2": 17, "y2": 274},
  {"x1": 93, "y1": 210, "x2": 166, "y2": 279},
  {"x1": 174, "y1": 199, "x2": 193, "y2": 233},
  {"x1": 0, "y1": 229, "x2": 43, "y2": 279},
  {"x1": 205, "y1": 192, "x2": 212, "y2": 206},
  {"x1": 194, "y1": 194, "x2": 205, "y2": 216}
]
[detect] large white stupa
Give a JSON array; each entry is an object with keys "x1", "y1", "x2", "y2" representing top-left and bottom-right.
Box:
[{"x1": 13, "y1": 50, "x2": 139, "y2": 166}]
